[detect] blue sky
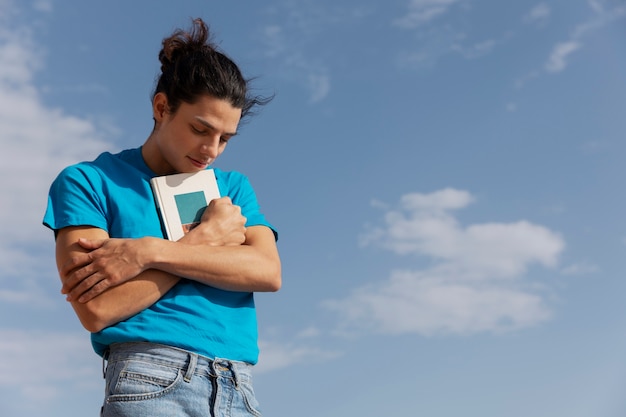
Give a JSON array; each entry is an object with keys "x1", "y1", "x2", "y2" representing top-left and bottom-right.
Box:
[{"x1": 1, "y1": 0, "x2": 625, "y2": 415}]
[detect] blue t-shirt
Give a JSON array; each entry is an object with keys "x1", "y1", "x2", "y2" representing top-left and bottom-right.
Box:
[{"x1": 43, "y1": 147, "x2": 276, "y2": 364}]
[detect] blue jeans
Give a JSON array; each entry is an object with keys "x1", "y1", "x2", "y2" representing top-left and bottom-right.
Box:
[{"x1": 100, "y1": 342, "x2": 262, "y2": 417}]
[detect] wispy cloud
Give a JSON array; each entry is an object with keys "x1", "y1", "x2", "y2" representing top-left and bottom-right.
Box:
[
  {"x1": 0, "y1": 5, "x2": 114, "y2": 410},
  {"x1": 33, "y1": 0, "x2": 53, "y2": 13},
  {"x1": 326, "y1": 188, "x2": 564, "y2": 336},
  {"x1": 539, "y1": 1, "x2": 625, "y2": 76},
  {"x1": 451, "y1": 37, "x2": 501, "y2": 60},
  {"x1": 545, "y1": 41, "x2": 582, "y2": 73},
  {"x1": 0, "y1": 330, "x2": 99, "y2": 409},
  {"x1": 260, "y1": 15, "x2": 330, "y2": 103},
  {"x1": 259, "y1": 2, "x2": 371, "y2": 103},
  {"x1": 393, "y1": 0, "x2": 464, "y2": 29},
  {"x1": 523, "y1": 3, "x2": 551, "y2": 25},
  {"x1": 573, "y1": 0, "x2": 626, "y2": 38},
  {"x1": 256, "y1": 339, "x2": 341, "y2": 373},
  {"x1": 306, "y1": 72, "x2": 331, "y2": 104},
  {"x1": 394, "y1": 1, "x2": 508, "y2": 68},
  {"x1": 0, "y1": 8, "x2": 111, "y2": 302},
  {"x1": 561, "y1": 261, "x2": 599, "y2": 276}
]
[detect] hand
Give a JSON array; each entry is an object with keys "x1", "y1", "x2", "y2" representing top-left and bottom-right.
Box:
[
  {"x1": 61, "y1": 237, "x2": 150, "y2": 303},
  {"x1": 181, "y1": 197, "x2": 247, "y2": 246}
]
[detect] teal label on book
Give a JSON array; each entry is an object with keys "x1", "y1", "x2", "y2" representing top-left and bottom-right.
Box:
[{"x1": 174, "y1": 191, "x2": 207, "y2": 233}]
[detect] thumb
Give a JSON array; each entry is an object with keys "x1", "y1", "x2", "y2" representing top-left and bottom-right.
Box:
[{"x1": 77, "y1": 237, "x2": 106, "y2": 249}]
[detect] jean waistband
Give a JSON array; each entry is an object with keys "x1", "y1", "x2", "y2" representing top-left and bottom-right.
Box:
[{"x1": 104, "y1": 342, "x2": 253, "y2": 385}]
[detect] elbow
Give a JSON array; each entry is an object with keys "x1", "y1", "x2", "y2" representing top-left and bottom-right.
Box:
[
  {"x1": 72, "y1": 301, "x2": 114, "y2": 333},
  {"x1": 82, "y1": 319, "x2": 106, "y2": 334},
  {"x1": 78, "y1": 314, "x2": 108, "y2": 333},
  {"x1": 263, "y1": 262, "x2": 282, "y2": 292},
  {"x1": 253, "y1": 257, "x2": 281, "y2": 292},
  {"x1": 265, "y1": 275, "x2": 281, "y2": 292}
]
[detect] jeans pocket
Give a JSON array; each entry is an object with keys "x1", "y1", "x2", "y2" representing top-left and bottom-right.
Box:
[
  {"x1": 238, "y1": 378, "x2": 263, "y2": 417},
  {"x1": 106, "y1": 360, "x2": 183, "y2": 402}
]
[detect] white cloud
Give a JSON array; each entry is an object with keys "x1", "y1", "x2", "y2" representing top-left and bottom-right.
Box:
[
  {"x1": 326, "y1": 271, "x2": 552, "y2": 336},
  {"x1": 261, "y1": 25, "x2": 285, "y2": 58},
  {"x1": 523, "y1": 3, "x2": 551, "y2": 25},
  {"x1": 259, "y1": 2, "x2": 371, "y2": 103},
  {"x1": 307, "y1": 72, "x2": 331, "y2": 103},
  {"x1": 259, "y1": 21, "x2": 331, "y2": 103},
  {"x1": 400, "y1": 187, "x2": 473, "y2": 211},
  {"x1": 0, "y1": 10, "x2": 112, "y2": 300},
  {"x1": 396, "y1": 6, "x2": 508, "y2": 67},
  {"x1": 561, "y1": 261, "x2": 600, "y2": 276},
  {"x1": 394, "y1": 0, "x2": 463, "y2": 29},
  {"x1": 296, "y1": 326, "x2": 322, "y2": 339},
  {"x1": 0, "y1": 330, "x2": 100, "y2": 402},
  {"x1": 545, "y1": 41, "x2": 582, "y2": 73},
  {"x1": 0, "y1": 7, "x2": 109, "y2": 408},
  {"x1": 256, "y1": 339, "x2": 341, "y2": 373},
  {"x1": 452, "y1": 39, "x2": 497, "y2": 59},
  {"x1": 516, "y1": 1, "x2": 625, "y2": 87},
  {"x1": 573, "y1": 2, "x2": 626, "y2": 38},
  {"x1": 32, "y1": 0, "x2": 53, "y2": 13},
  {"x1": 362, "y1": 189, "x2": 563, "y2": 277},
  {"x1": 331, "y1": 189, "x2": 564, "y2": 336},
  {"x1": 541, "y1": 2, "x2": 625, "y2": 75}
]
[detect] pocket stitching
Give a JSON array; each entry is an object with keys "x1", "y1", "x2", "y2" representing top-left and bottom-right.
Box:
[{"x1": 107, "y1": 367, "x2": 184, "y2": 403}]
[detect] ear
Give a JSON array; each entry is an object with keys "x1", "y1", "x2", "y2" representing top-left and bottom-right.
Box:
[{"x1": 152, "y1": 92, "x2": 169, "y2": 123}]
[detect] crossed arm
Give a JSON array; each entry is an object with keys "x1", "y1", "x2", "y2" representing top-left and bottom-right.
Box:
[{"x1": 55, "y1": 197, "x2": 281, "y2": 333}]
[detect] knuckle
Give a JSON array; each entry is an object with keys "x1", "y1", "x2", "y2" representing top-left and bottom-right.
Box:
[
  {"x1": 80, "y1": 276, "x2": 96, "y2": 292},
  {"x1": 68, "y1": 255, "x2": 80, "y2": 268},
  {"x1": 110, "y1": 273, "x2": 122, "y2": 285},
  {"x1": 95, "y1": 280, "x2": 109, "y2": 291}
]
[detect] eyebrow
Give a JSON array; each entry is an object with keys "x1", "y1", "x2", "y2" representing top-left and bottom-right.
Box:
[{"x1": 193, "y1": 116, "x2": 238, "y2": 137}]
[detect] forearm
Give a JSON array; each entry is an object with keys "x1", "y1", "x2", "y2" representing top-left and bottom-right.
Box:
[
  {"x1": 71, "y1": 270, "x2": 179, "y2": 333},
  {"x1": 56, "y1": 226, "x2": 180, "y2": 332},
  {"x1": 146, "y1": 225, "x2": 281, "y2": 292},
  {"x1": 151, "y1": 243, "x2": 279, "y2": 292},
  {"x1": 58, "y1": 222, "x2": 280, "y2": 324}
]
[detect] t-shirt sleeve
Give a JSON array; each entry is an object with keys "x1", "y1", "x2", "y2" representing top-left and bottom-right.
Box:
[
  {"x1": 43, "y1": 164, "x2": 109, "y2": 233},
  {"x1": 225, "y1": 172, "x2": 278, "y2": 241}
]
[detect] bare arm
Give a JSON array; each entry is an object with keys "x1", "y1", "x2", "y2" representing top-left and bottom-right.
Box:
[
  {"x1": 56, "y1": 226, "x2": 180, "y2": 333},
  {"x1": 150, "y1": 224, "x2": 281, "y2": 292},
  {"x1": 61, "y1": 197, "x2": 281, "y2": 306}
]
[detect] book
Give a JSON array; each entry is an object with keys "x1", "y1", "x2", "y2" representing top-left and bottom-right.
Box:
[{"x1": 150, "y1": 169, "x2": 221, "y2": 241}]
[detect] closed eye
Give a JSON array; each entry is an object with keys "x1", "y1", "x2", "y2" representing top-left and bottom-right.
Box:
[{"x1": 191, "y1": 125, "x2": 207, "y2": 135}]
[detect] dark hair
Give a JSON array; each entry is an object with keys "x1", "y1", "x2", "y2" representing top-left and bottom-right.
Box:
[{"x1": 153, "y1": 18, "x2": 271, "y2": 120}]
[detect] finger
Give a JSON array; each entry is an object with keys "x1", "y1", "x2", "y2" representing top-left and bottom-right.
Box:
[
  {"x1": 211, "y1": 196, "x2": 232, "y2": 206},
  {"x1": 60, "y1": 252, "x2": 91, "y2": 278},
  {"x1": 77, "y1": 279, "x2": 112, "y2": 304},
  {"x1": 218, "y1": 196, "x2": 232, "y2": 204},
  {"x1": 61, "y1": 262, "x2": 96, "y2": 294},
  {"x1": 65, "y1": 271, "x2": 101, "y2": 301},
  {"x1": 76, "y1": 238, "x2": 106, "y2": 250}
]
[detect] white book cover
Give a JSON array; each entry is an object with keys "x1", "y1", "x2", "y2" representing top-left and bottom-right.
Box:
[{"x1": 150, "y1": 169, "x2": 221, "y2": 241}]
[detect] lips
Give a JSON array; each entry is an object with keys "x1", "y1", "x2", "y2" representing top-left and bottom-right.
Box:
[{"x1": 188, "y1": 156, "x2": 210, "y2": 168}]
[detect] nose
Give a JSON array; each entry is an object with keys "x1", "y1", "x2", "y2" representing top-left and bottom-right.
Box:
[{"x1": 200, "y1": 137, "x2": 221, "y2": 158}]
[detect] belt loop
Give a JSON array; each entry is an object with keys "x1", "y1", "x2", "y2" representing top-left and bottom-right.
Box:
[
  {"x1": 184, "y1": 352, "x2": 198, "y2": 383},
  {"x1": 230, "y1": 361, "x2": 240, "y2": 389},
  {"x1": 102, "y1": 348, "x2": 110, "y2": 379}
]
